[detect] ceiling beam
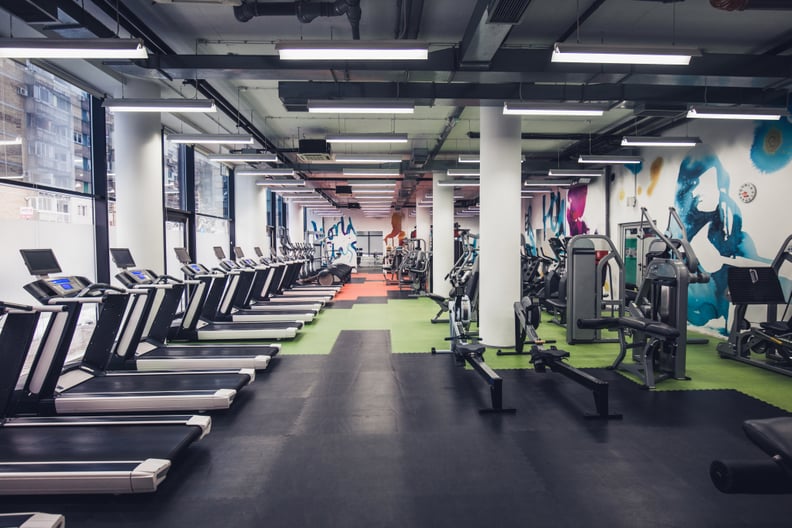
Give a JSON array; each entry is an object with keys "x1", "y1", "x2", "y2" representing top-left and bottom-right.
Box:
[
  {"x1": 122, "y1": 49, "x2": 792, "y2": 89},
  {"x1": 277, "y1": 81, "x2": 787, "y2": 108}
]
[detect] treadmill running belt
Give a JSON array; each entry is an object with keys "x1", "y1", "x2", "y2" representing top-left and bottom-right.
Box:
[
  {"x1": 0, "y1": 424, "x2": 201, "y2": 462},
  {"x1": 65, "y1": 372, "x2": 249, "y2": 393},
  {"x1": 148, "y1": 346, "x2": 277, "y2": 358}
]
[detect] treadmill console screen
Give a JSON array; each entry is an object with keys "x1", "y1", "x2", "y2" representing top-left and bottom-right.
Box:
[
  {"x1": 110, "y1": 248, "x2": 136, "y2": 269},
  {"x1": 174, "y1": 248, "x2": 191, "y2": 264},
  {"x1": 20, "y1": 249, "x2": 62, "y2": 276},
  {"x1": 47, "y1": 277, "x2": 77, "y2": 295},
  {"x1": 189, "y1": 264, "x2": 202, "y2": 273},
  {"x1": 130, "y1": 270, "x2": 150, "y2": 282},
  {"x1": 223, "y1": 259, "x2": 239, "y2": 269},
  {"x1": 254, "y1": 246, "x2": 264, "y2": 257},
  {"x1": 234, "y1": 247, "x2": 245, "y2": 258},
  {"x1": 213, "y1": 246, "x2": 226, "y2": 259}
]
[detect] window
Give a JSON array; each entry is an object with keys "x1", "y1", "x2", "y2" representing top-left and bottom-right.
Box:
[{"x1": 163, "y1": 139, "x2": 184, "y2": 210}]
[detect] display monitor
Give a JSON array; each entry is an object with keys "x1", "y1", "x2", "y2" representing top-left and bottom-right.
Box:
[
  {"x1": 213, "y1": 246, "x2": 226, "y2": 259},
  {"x1": 110, "y1": 248, "x2": 136, "y2": 269},
  {"x1": 20, "y1": 249, "x2": 62, "y2": 276},
  {"x1": 254, "y1": 247, "x2": 264, "y2": 257},
  {"x1": 233, "y1": 247, "x2": 245, "y2": 258},
  {"x1": 174, "y1": 247, "x2": 191, "y2": 264}
]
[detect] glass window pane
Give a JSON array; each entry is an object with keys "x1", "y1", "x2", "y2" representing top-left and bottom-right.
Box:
[
  {"x1": 165, "y1": 219, "x2": 187, "y2": 277},
  {"x1": 0, "y1": 59, "x2": 92, "y2": 192},
  {"x1": 164, "y1": 140, "x2": 184, "y2": 209},
  {"x1": 196, "y1": 216, "x2": 229, "y2": 266},
  {"x1": 195, "y1": 152, "x2": 228, "y2": 217}
]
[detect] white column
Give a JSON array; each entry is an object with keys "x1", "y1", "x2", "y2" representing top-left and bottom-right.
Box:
[
  {"x1": 479, "y1": 106, "x2": 522, "y2": 347},
  {"x1": 234, "y1": 174, "x2": 265, "y2": 256},
  {"x1": 288, "y1": 201, "x2": 303, "y2": 243},
  {"x1": 416, "y1": 204, "x2": 430, "y2": 250},
  {"x1": 432, "y1": 173, "x2": 454, "y2": 296},
  {"x1": 114, "y1": 80, "x2": 165, "y2": 273}
]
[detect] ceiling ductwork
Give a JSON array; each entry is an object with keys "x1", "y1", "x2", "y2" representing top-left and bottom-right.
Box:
[
  {"x1": 234, "y1": 0, "x2": 362, "y2": 39},
  {"x1": 710, "y1": 0, "x2": 792, "y2": 10}
]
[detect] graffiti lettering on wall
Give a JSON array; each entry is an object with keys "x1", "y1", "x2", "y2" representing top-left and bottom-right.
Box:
[
  {"x1": 542, "y1": 191, "x2": 565, "y2": 239},
  {"x1": 566, "y1": 185, "x2": 589, "y2": 236},
  {"x1": 311, "y1": 217, "x2": 359, "y2": 268},
  {"x1": 524, "y1": 205, "x2": 537, "y2": 256}
]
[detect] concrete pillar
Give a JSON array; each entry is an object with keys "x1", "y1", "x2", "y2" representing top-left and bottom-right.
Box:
[
  {"x1": 478, "y1": 106, "x2": 522, "y2": 347},
  {"x1": 288, "y1": 201, "x2": 303, "y2": 243},
  {"x1": 234, "y1": 174, "x2": 265, "y2": 256},
  {"x1": 113, "y1": 80, "x2": 165, "y2": 273},
  {"x1": 415, "y1": 203, "x2": 430, "y2": 250},
  {"x1": 432, "y1": 173, "x2": 454, "y2": 296}
]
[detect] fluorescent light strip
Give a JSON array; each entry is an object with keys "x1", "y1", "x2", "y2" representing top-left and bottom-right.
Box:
[
  {"x1": 437, "y1": 179, "x2": 480, "y2": 187},
  {"x1": 343, "y1": 169, "x2": 401, "y2": 177},
  {"x1": 255, "y1": 179, "x2": 306, "y2": 187},
  {"x1": 353, "y1": 190, "x2": 394, "y2": 194},
  {"x1": 547, "y1": 169, "x2": 604, "y2": 177},
  {"x1": 525, "y1": 182, "x2": 571, "y2": 188},
  {"x1": 686, "y1": 106, "x2": 788, "y2": 121},
  {"x1": 551, "y1": 42, "x2": 699, "y2": 66},
  {"x1": 0, "y1": 38, "x2": 148, "y2": 59},
  {"x1": 326, "y1": 133, "x2": 408, "y2": 144},
  {"x1": 458, "y1": 154, "x2": 480, "y2": 163},
  {"x1": 0, "y1": 175, "x2": 23, "y2": 180},
  {"x1": 169, "y1": 133, "x2": 253, "y2": 145},
  {"x1": 334, "y1": 154, "x2": 403, "y2": 163},
  {"x1": 578, "y1": 154, "x2": 642, "y2": 164},
  {"x1": 621, "y1": 136, "x2": 701, "y2": 147},
  {"x1": 277, "y1": 40, "x2": 428, "y2": 61},
  {"x1": 348, "y1": 181, "x2": 396, "y2": 187},
  {"x1": 446, "y1": 169, "x2": 480, "y2": 176},
  {"x1": 308, "y1": 100, "x2": 414, "y2": 114},
  {"x1": 237, "y1": 169, "x2": 295, "y2": 177},
  {"x1": 104, "y1": 99, "x2": 217, "y2": 113},
  {"x1": 503, "y1": 102, "x2": 605, "y2": 117},
  {"x1": 208, "y1": 153, "x2": 278, "y2": 163}
]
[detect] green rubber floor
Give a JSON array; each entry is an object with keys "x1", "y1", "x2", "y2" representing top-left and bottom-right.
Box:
[{"x1": 279, "y1": 289, "x2": 792, "y2": 412}]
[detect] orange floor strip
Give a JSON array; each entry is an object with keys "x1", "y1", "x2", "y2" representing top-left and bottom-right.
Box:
[{"x1": 333, "y1": 273, "x2": 402, "y2": 301}]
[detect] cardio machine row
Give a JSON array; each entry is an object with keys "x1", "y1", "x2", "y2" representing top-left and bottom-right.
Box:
[{"x1": 0, "y1": 245, "x2": 343, "y2": 498}]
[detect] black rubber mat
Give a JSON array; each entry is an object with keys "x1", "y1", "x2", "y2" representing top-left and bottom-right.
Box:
[
  {"x1": 3, "y1": 332, "x2": 792, "y2": 527},
  {"x1": 353, "y1": 296, "x2": 388, "y2": 304},
  {"x1": 327, "y1": 300, "x2": 355, "y2": 309}
]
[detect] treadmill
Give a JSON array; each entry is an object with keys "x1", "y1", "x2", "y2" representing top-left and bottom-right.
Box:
[
  {"x1": 244, "y1": 247, "x2": 328, "y2": 311},
  {"x1": 108, "y1": 247, "x2": 276, "y2": 371},
  {"x1": 0, "y1": 301, "x2": 210, "y2": 495},
  {"x1": 210, "y1": 246, "x2": 318, "y2": 322},
  {"x1": 0, "y1": 513, "x2": 64, "y2": 527},
  {"x1": 16, "y1": 249, "x2": 253, "y2": 415},
  {"x1": 168, "y1": 247, "x2": 302, "y2": 341}
]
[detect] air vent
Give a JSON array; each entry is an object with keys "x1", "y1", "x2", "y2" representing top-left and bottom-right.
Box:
[
  {"x1": 348, "y1": 202, "x2": 361, "y2": 209},
  {"x1": 297, "y1": 139, "x2": 332, "y2": 162},
  {"x1": 486, "y1": 0, "x2": 532, "y2": 24},
  {"x1": 335, "y1": 185, "x2": 352, "y2": 194}
]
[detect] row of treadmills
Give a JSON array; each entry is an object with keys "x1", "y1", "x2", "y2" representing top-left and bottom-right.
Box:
[{"x1": 0, "y1": 245, "x2": 344, "y2": 526}]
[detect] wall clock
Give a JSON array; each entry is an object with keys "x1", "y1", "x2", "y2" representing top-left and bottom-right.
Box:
[{"x1": 738, "y1": 182, "x2": 757, "y2": 203}]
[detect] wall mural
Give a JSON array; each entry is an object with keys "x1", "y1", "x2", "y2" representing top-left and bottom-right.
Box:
[
  {"x1": 542, "y1": 191, "x2": 565, "y2": 239},
  {"x1": 751, "y1": 118, "x2": 792, "y2": 173},
  {"x1": 524, "y1": 204, "x2": 537, "y2": 256},
  {"x1": 311, "y1": 217, "x2": 358, "y2": 268},
  {"x1": 675, "y1": 146, "x2": 768, "y2": 334},
  {"x1": 566, "y1": 185, "x2": 590, "y2": 236}
]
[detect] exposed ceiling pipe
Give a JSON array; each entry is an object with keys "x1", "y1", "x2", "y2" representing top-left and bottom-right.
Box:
[
  {"x1": 233, "y1": 0, "x2": 361, "y2": 39},
  {"x1": 711, "y1": 0, "x2": 792, "y2": 10}
]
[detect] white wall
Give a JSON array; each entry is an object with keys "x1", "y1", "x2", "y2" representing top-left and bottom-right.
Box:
[{"x1": 608, "y1": 117, "x2": 792, "y2": 335}]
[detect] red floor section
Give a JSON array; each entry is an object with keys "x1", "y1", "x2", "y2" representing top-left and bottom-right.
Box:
[{"x1": 333, "y1": 273, "x2": 401, "y2": 301}]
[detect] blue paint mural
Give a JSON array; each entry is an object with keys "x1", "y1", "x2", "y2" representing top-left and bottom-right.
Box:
[
  {"x1": 675, "y1": 147, "x2": 769, "y2": 334},
  {"x1": 323, "y1": 217, "x2": 358, "y2": 268},
  {"x1": 750, "y1": 118, "x2": 792, "y2": 173},
  {"x1": 542, "y1": 191, "x2": 565, "y2": 239},
  {"x1": 524, "y1": 205, "x2": 537, "y2": 256}
]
